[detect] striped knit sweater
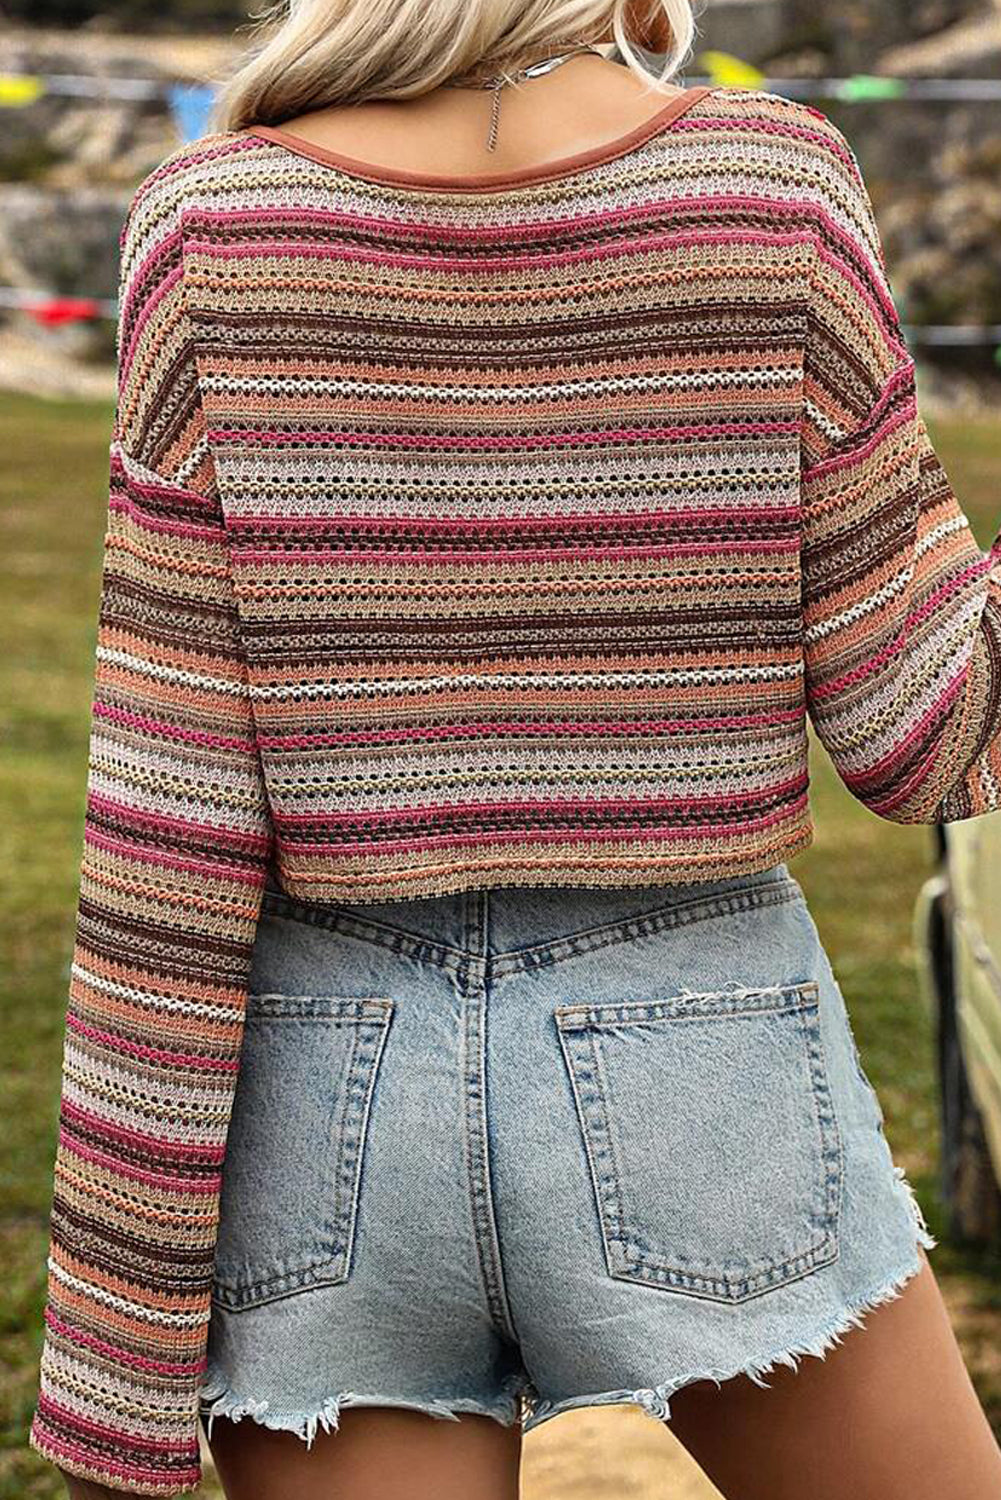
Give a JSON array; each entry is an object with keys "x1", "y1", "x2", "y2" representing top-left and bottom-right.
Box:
[{"x1": 30, "y1": 83, "x2": 1001, "y2": 1493}]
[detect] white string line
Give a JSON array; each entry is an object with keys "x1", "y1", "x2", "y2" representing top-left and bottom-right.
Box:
[
  {"x1": 5, "y1": 70, "x2": 1001, "y2": 101},
  {"x1": 3, "y1": 70, "x2": 1001, "y2": 101}
]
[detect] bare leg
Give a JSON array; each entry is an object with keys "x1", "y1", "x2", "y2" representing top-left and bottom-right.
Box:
[
  {"x1": 667, "y1": 1249, "x2": 1001, "y2": 1500},
  {"x1": 206, "y1": 1406, "x2": 522, "y2": 1500}
]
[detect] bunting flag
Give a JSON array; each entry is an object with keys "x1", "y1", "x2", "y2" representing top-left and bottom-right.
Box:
[
  {"x1": 167, "y1": 82, "x2": 216, "y2": 142},
  {"x1": 694, "y1": 51, "x2": 766, "y2": 88},
  {"x1": 836, "y1": 74, "x2": 907, "y2": 101},
  {"x1": 22, "y1": 295, "x2": 103, "y2": 327},
  {"x1": 0, "y1": 288, "x2": 116, "y2": 323},
  {"x1": 0, "y1": 73, "x2": 44, "y2": 106}
]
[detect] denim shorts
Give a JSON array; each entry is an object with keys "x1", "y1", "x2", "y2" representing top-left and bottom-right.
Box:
[{"x1": 199, "y1": 863, "x2": 936, "y2": 1445}]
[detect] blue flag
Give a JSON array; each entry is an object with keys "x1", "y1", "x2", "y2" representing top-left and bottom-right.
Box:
[{"x1": 167, "y1": 82, "x2": 216, "y2": 142}]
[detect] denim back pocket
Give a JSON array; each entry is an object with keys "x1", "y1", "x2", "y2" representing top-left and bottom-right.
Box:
[
  {"x1": 212, "y1": 993, "x2": 394, "y2": 1312},
  {"x1": 555, "y1": 982, "x2": 843, "y2": 1303}
]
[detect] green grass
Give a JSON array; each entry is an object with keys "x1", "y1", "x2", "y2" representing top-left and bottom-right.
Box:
[{"x1": 2, "y1": 390, "x2": 1000, "y2": 1496}]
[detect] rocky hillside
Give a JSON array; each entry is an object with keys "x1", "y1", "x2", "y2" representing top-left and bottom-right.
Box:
[
  {"x1": 1, "y1": 4, "x2": 1000, "y2": 396},
  {"x1": 697, "y1": 0, "x2": 1001, "y2": 340},
  {"x1": 699, "y1": 0, "x2": 1001, "y2": 74}
]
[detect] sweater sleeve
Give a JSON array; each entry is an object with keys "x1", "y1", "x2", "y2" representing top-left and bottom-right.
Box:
[
  {"x1": 800, "y1": 117, "x2": 1001, "y2": 823},
  {"x1": 28, "y1": 170, "x2": 273, "y2": 1495}
]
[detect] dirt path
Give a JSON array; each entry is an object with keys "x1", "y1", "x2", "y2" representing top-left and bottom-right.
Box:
[{"x1": 523, "y1": 1408, "x2": 721, "y2": 1498}]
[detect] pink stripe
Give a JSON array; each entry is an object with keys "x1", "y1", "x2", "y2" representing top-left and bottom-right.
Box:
[
  {"x1": 191, "y1": 193, "x2": 810, "y2": 249},
  {"x1": 869, "y1": 737, "x2": 953, "y2": 816},
  {"x1": 130, "y1": 144, "x2": 215, "y2": 201},
  {"x1": 847, "y1": 737, "x2": 944, "y2": 819},
  {"x1": 43, "y1": 1307, "x2": 205, "y2": 1376},
  {"x1": 810, "y1": 229, "x2": 906, "y2": 350},
  {"x1": 684, "y1": 110, "x2": 859, "y2": 172},
  {"x1": 118, "y1": 239, "x2": 185, "y2": 379},
  {"x1": 810, "y1": 560, "x2": 988, "y2": 701},
  {"x1": 34, "y1": 1394, "x2": 197, "y2": 1459},
  {"x1": 190, "y1": 220, "x2": 812, "y2": 277},
  {"x1": 66, "y1": 1012, "x2": 240, "y2": 1072},
  {"x1": 84, "y1": 790, "x2": 270, "y2": 864},
  {"x1": 30, "y1": 1438, "x2": 199, "y2": 1489},
  {"x1": 195, "y1": 170, "x2": 847, "y2": 251},
  {"x1": 60, "y1": 1098, "x2": 227, "y2": 1162},
  {"x1": 108, "y1": 490, "x2": 218, "y2": 534},
  {"x1": 803, "y1": 366, "x2": 916, "y2": 481},
  {"x1": 83, "y1": 821, "x2": 268, "y2": 891},
  {"x1": 59, "y1": 1127, "x2": 223, "y2": 1195},
  {"x1": 836, "y1": 667, "x2": 967, "y2": 797},
  {"x1": 93, "y1": 701, "x2": 258, "y2": 756}
]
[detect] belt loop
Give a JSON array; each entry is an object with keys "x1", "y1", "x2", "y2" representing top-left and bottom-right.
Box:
[
  {"x1": 461, "y1": 888, "x2": 477, "y2": 959},
  {"x1": 459, "y1": 887, "x2": 490, "y2": 984},
  {"x1": 470, "y1": 887, "x2": 488, "y2": 961}
]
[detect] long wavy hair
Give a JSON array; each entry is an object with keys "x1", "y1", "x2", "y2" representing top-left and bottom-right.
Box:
[{"x1": 211, "y1": 0, "x2": 699, "y2": 132}]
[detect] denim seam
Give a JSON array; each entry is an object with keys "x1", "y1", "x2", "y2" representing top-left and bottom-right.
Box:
[
  {"x1": 243, "y1": 996, "x2": 394, "y2": 1021},
  {"x1": 555, "y1": 1022, "x2": 625, "y2": 1278},
  {"x1": 808, "y1": 979, "x2": 847, "y2": 1238},
  {"x1": 823, "y1": 949, "x2": 887, "y2": 1122},
  {"x1": 587, "y1": 1028, "x2": 628, "y2": 1254},
  {"x1": 556, "y1": 987, "x2": 821, "y2": 1027},
  {"x1": 211, "y1": 1257, "x2": 351, "y2": 1312},
  {"x1": 340, "y1": 1003, "x2": 394, "y2": 1284},
  {"x1": 261, "y1": 895, "x2": 470, "y2": 975},
  {"x1": 491, "y1": 878, "x2": 802, "y2": 981},
  {"x1": 331, "y1": 1022, "x2": 359, "y2": 1244},
  {"x1": 259, "y1": 875, "x2": 802, "y2": 979},
  {"x1": 457, "y1": 961, "x2": 519, "y2": 1345}
]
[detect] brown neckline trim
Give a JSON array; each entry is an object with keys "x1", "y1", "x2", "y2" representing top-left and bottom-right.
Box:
[{"x1": 238, "y1": 85, "x2": 716, "y2": 192}]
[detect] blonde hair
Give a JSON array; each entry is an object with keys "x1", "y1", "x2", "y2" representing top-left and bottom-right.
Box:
[{"x1": 210, "y1": 0, "x2": 698, "y2": 133}]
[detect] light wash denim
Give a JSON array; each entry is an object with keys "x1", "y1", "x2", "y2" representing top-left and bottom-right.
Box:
[{"x1": 199, "y1": 863, "x2": 936, "y2": 1445}]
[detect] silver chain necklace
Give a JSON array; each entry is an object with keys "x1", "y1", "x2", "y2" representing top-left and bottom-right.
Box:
[{"x1": 444, "y1": 43, "x2": 605, "y2": 153}]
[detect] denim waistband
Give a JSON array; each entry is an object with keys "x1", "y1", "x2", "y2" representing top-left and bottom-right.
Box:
[{"x1": 259, "y1": 864, "x2": 803, "y2": 981}]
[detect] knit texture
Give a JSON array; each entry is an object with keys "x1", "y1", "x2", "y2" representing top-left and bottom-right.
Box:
[{"x1": 30, "y1": 83, "x2": 1001, "y2": 1492}]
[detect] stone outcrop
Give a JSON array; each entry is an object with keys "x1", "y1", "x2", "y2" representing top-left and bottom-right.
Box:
[{"x1": 694, "y1": 0, "x2": 996, "y2": 72}]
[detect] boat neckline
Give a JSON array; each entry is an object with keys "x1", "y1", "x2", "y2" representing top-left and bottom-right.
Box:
[{"x1": 238, "y1": 84, "x2": 716, "y2": 192}]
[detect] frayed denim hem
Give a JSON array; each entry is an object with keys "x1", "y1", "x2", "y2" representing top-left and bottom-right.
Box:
[
  {"x1": 523, "y1": 1237, "x2": 936, "y2": 1433},
  {"x1": 201, "y1": 1172, "x2": 938, "y2": 1447},
  {"x1": 198, "y1": 1367, "x2": 528, "y2": 1448}
]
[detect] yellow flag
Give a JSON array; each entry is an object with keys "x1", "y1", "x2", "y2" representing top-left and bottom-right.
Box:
[
  {"x1": 695, "y1": 51, "x2": 766, "y2": 88},
  {"x1": 0, "y1": 74, "x2": 45, "y2": 107}
]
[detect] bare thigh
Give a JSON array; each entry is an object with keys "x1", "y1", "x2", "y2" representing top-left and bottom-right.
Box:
[
  {"x1": 667, "y1": 1249, "x2": 1001, "y2": 1500},
  {"x1": 205, "y1": 1406, "x2": 522, "y2": 1500}
]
